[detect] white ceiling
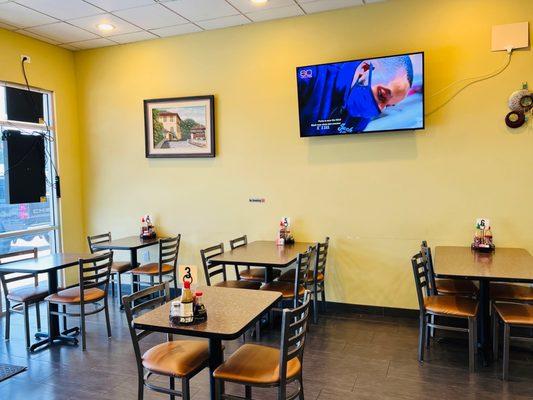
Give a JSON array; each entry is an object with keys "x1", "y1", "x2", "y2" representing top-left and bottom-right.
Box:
[{"x1": 0, "y1": 0, "x2": 384, "y2": 50}]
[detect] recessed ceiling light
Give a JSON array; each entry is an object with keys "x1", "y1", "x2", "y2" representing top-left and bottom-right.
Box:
[
  {"x1": 251, "y1": 0, "x2": 268, "y2": 4},
  {"x1": 96, "y1": 23, "x2": 115, "y2": 32}
]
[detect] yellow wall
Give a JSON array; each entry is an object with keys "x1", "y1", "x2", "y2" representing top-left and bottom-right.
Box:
[
  {"x1": 0, "y1": 29, "x2": 85, "y2": 259},
  {"x1": 75, "y1": 0, "x2": 532, "y2": 309}
]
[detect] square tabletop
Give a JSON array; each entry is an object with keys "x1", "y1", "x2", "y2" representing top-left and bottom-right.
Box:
[
  {"x1": 0, "y1": 252, "x2": 95, "y2": 274},
  {"x1": 133, "y1": 286, "x2": 282, "y2": 340},
  {"x1": 434, "y1": 246, "x2": 533, "y2": 283},
  {"x1": 208, "y1": 240, "x2": 315, "y2": 268},
  {"x1": 90, "y1": 235, "x2": 159, "y2": 251}
]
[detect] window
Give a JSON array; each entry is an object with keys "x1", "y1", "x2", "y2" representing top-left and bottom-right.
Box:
[{"x1": 0, "y1": 82, "x2": 60, "y2": 312}]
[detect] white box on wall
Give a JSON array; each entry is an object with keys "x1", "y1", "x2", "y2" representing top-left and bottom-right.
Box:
[{"x1": 491, "y1": 22, "x2": 529, "y2": 51}]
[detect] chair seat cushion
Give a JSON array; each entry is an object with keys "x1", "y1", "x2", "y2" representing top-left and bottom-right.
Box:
[
  {"x1": 494, "y1": 303, "x2": 533, "y2": 326},
  {"x1": 260, "y1": 281, "x2": 305, "y2": 299},
  {"x1": 142, "y1": 340, "x2": 209, "y2": 378},
  {"x1": 213, "y1": 280, "x2": 261, "y2": 290},
  {"x1": 45, "y1": 287, "x2": 105, "y2": 304},
  {"x1": 239, "y1": 268, "x2": 280, "y2": 282},
  {"x1": 490, "y1": 283, "x2": 533, "y2": 302},
  {"x1": 279, "y1": 269, "x2": 324, "y2": 284},
  {"x1": 111, "y1": 261, "x2": 132, "y2": 273},
  {"x1": 213, "y1": 344, "x2": 301, "y2": 384},
  {"x1": 424, "y1": 295, "x2": 478, "y2": 317},
  {"x1": 7, "y1": 284, "x2": 49, "y2": 303},
  {"x1": 436, "y1": 278, "x2": 477, "y2": 296},
  {"x1": 131, "y1": 263, "x2": 174, "y2": 276}
]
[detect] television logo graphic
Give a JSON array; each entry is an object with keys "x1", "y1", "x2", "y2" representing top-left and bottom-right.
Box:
[{"x1": 299, "y1": 69, "x2": 313, "y2": 79}]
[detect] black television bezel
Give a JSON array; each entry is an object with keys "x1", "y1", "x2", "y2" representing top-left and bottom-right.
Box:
[{"x1": 296, "y1": 51, "x2": 425, "y2": 138}]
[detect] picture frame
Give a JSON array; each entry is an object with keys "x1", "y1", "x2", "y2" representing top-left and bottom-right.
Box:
[{"x1": 144, "y1": 95, "x2": 215, "y2": 158}]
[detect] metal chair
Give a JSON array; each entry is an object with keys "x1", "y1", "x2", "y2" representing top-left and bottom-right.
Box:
[
  {"x1": 411, "y1": 251, "x2": 479, "y2": 372},
  {"x1": 0, "y1": 248, "x2": 47, "y2": 348},
  {"x1": 45, "y1": 252, "x2": 113, "y2": 351},
  {"x1": 213, "y1": 291, "x2": 311, "y2": 400},
  {"x1": 492, "y1": 302, "x2": 533, "y2": 380},
  {"x1": 123, "y1": 282, "x2": 209, "y2": 400},
  {"x1": 87, "y1": 232, "x2": 133, "y2": 302},
  {"x1": 130, "y1": 235, "x2": 180, "y2": 294},
  {"x1": 230, "y1": 235, "x2": 280, "y2": 283},
  {"x1": 280, "y1": 238, "x2": 329, "y2": 323},
  {"x1": 261, "y1": 246, "x2": 315, "y2": 309},
  {"x1": 200, "y1": 243, "x2": 261, "y2": 290}
]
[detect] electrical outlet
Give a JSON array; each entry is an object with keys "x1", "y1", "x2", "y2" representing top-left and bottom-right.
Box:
[{"x1": 21, "y1": 54, "x2": 31, "y2": 63}]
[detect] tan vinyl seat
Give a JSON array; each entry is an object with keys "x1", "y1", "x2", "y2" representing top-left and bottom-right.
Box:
[
  {"x1": 490, "y1": 283, "x2": 533, "y2": 302},
  {"x1": 435, "y1": 279, "x2": 478, "y2": 296},
  {"x1": 494, "y1": 303, "x2": 533, "y2": 325},
  {"x1": 7, "y1": 284, "x2": 49, "y2": 303},
  {"x1": 45, "y1": 286, "x2": 106, "y2": 304},
  {"x1": 142, "y1": 340, "x2": 210, "y2": 378},
  {"x1": 213, "y1": 344, "x2": 301, "y2": 385},
  {"x1": 240, "y1": 268, "x2": 280, "y2": 282},
  {"x1": 261, "y1": 281, "x2": 305, "y2": 299},
  {"x1": 279, "y1": 269, "x2": 323, "y2": 284},
  {"x1": 111, "y1": 261, "x2": 132, "y2": 273},
  {"x1": 424, "y1": 295, "x2": 478, "y2": 317},
  {"x1": 213, "y1": 280, "x2": 261, "y2": 290},
  {"x1": 131, "y1": 263, "x2": 174, "y2": 275}
]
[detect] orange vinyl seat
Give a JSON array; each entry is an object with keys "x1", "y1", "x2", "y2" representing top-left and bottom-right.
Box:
[
  {"x1": 142, "y1": 341, "x2": 210, "y2": 378},
  {"x1": 45, "y1": 287, "x2": 106, "y2": 304},
  {"x1": 424, "y1": 295, "x2": 478, "y2": 318}
]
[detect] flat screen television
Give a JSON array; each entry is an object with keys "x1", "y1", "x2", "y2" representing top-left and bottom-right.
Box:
[{"x1": 296, "y1": 52, "x2": 424, "y2": 137}]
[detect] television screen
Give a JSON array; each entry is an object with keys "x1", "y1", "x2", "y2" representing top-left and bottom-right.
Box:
[{"x1": 296, "y1": 52, "x2": 424, "y2": 137}]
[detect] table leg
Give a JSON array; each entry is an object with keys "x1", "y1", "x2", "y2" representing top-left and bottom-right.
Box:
[
  {"x1": 478, "y1": 279, "x2": 490, "y2": 365},
  {"x1": 30, "y1": 270, "x2": 79, "y2": 352},
  {"x1": 209, "y1": 338, "x2": 224, "y2": 400},
  {"x1": 264, "y1": 267, "x2": 273, "y2": 284}
]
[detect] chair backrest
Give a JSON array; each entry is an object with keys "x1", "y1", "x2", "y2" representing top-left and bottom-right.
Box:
[
  {"x1": 411, "y1": 251, "x2": 431, "y2": 311},
  {"x1": 122, "y1": 282, "x2": 170, "y2": 382},
  {"x1": 200, "y1": 243, "x2": 226, "y2": 286},
  {"x1": 313, "y1": 237, "x2": 330, "y2": 283},
  {"x1": 420, "y1": 241, "x2": 437, "y2": 295},
  {"x1": 157, "y1": 235, "x2": 180, "y2": 279},
  {"x1": 279, "y1": 290, "x2": 311, "y2": 389},
  {"x1": 229, "y1": 235, "x2": 247, "y2": 279},
  {"x1": 294, "y1": 246, "x2": 316, "y2": 288},
  {"x1": 87, "y1": 232, "x2": 111, "y2": 254},
  {"x1": 78, "y1": 251, "x2": 113, "y2": 303},
  {"x1": 0, "y1": 248, "x2": 39, "y2": 299}
]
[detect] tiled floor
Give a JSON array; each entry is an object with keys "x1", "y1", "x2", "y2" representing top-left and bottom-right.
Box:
[{"x1": 1, "y1": 297, "x2": 533, "y2": 399}]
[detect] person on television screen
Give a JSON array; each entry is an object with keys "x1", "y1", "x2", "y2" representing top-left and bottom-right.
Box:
[{"x1": 297, "y1": 55, "x2": 414, "y2": 135}]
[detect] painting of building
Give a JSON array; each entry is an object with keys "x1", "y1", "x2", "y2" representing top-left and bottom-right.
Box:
[{"x1": 157, "y1": 111, "x2": 182, "y2": 140}]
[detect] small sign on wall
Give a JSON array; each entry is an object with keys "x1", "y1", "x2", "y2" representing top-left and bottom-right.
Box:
[{"x1": 178, "y1": 264, "x2": 198, "y2": 287}]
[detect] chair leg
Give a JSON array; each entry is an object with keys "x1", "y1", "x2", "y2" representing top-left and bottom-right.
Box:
[
  {"x1": 426, "y1": 314, "x2": 431, "y2": 349},
  {"x1": 503, "y1": 323, "x2": 510, "y2": 381},
  {"x1": 23, "y1": 303, "x2": 31, "y2": 348},
  {"x1": 492, "y1": 309, "x2": 499, "y2": 360},
  {"x1": 255, "y1": 320, "x2": 261, "y2": 341},
  {"x1": 299, "y1": 373, "x2": 305, "y2": 400},
  {"x1": 169, "y1": 377, "x2": 175, "y2": 400},
  {"x1": 468, "y1": 317, "x2": 476, "y2": 373},
  {"x1": 138, "y1": 375, "x2": 144, "y2": 400},
  {"x1": 111, "y1": 274, "x2": 116, "y2": 297},
  {"x1": 118, "y1": 273, "x2": 123, "y2": 305},
  {"x1": 312, "y1": 284, "x2": 318, "y2": 324},
  {"x1": 245, "y1": 385, "x2": 252, "y2": 399},
  {"x1": 418, "y1": 313, "x2": 426, "y2": 362},
  {"x1": 320, "y1": 283, "x2": 326, "y2": 312},
  {"x1": 35, "y1": 301, "x2": 42, "y2": 332},
  {"x1": 277, "y1": 382, "x2": 286, "y2": 400},
  {"x1": 80, "y1": 304, "x2": 86, "y2": 351},
  {"x1": 215, "y1": 378, "x2": 223, "y2": 400},
  {"x1": 5, "y1": 299, "x2": 11, "y2": 340},
  {"x1": 181, "y1": 377, "x2": 190, "y2": 400},
  {"x1": 47, "y1": 302, "x2": 53, "y2": 346},
  {"x1": 104, "y1": 298, "x2": 112, "y2": 338},
  {"x1": 173, "y1": 271, "x2": 178, "y2": 297}
]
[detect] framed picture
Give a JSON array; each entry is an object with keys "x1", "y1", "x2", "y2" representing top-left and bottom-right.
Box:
[{"x1": 144, "y1": 95, "x2": 215, "y2": 158}]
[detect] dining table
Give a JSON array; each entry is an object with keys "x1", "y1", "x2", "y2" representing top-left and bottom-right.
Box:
[
  {"x1": 0, "y1": 252, "x2": 96, "y2": 352},
  {"x1": 132, "y1": 285, "x2": 282, "y2": 400},
  {"x1": 90, "y1": 235, "x2": 160, "y2": 303},
  {"x1": 433, "y1": 246, "x2": 533, "y2": 362},
  {"x1": 207, "y1": 240, "x2": 315, "y2": 283}
]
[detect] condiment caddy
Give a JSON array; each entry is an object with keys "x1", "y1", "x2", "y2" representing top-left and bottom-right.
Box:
[
  {"x1": 169, "y1": 281, "x2": 207, "y2": 325},
  {"x1": 471, "y1": 218, "x2": 495, "y2": 252}
]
